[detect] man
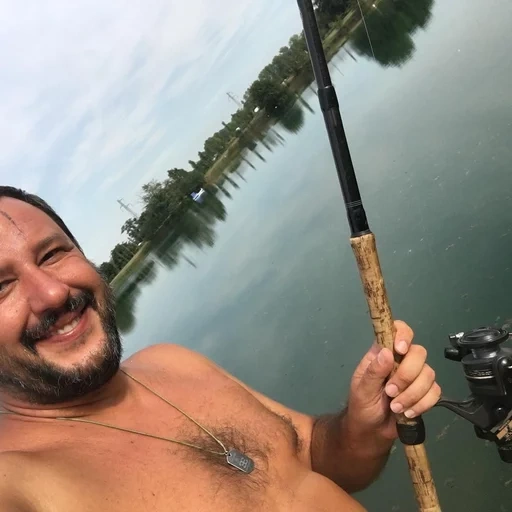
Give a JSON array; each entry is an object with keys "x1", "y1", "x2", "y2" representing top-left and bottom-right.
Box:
[{"x1": 0, "y1": 186, "x2": 441, "y2": 511}]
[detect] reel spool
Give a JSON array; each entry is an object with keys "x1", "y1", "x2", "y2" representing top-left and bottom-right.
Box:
[{"x1": 437, "y1": 327, "x2": 512, "y2": 462}]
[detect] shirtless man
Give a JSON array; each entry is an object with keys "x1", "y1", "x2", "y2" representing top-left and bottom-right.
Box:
[{"x1": 0, "y1": 186, "x2": 441, "y2": 511}]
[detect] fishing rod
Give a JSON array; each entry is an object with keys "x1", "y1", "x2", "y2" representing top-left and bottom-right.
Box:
[{"x1": 295, "y1": 1, "x2": 441, "y2": 510}]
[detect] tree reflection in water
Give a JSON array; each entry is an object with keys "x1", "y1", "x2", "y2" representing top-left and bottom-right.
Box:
[
  {"x1": 115, "y1": 189, "x2": 227, "y2": 334},
  {"x1": 350, "y1": 0, "x2": 434, "y2": 68}
]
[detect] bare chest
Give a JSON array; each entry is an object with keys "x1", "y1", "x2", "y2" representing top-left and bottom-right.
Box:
[
  {"x1": 31, "y1": 432, "x2": 360, "y2": 512},
  {"x1": 2, "y1": 367, "x2": 363, "y2": 512},
  {"x1": 9, "y1": 375, "x2": 301, "y2": 511}
]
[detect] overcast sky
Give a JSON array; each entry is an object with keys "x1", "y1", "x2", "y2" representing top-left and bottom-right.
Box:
[{"x1": 0, "y1": 0, "x2": 302, "y2": 263}]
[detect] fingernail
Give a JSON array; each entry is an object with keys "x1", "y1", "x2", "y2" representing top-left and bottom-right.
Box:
[
  {"x1": 377, "y1": 348, "x2": 387, "y2": 365},
  {"x1": 404, "y1": 409, "x2": 416, "y2": 418},
  {"x1": 390, "y1": 402, "x2": 403, "y2": 413},
  {"x1": 368, "y1": 343, "x2": 380, "y2": 357},
  {"x1": 385, "y1": 384, "x2": 399, "y2": 397},
  {"x1": 397, "y1": 340, "x2": 408, "y2": 354}
]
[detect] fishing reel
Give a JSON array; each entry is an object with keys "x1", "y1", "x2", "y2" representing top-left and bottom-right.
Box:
[{"x1": 436, "y1": 327, "x2": 512, "y2": 462}]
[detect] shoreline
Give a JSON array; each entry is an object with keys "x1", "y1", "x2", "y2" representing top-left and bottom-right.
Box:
[
  {"x1": 204, "y1": 9, "x2": 362, "y2": 186},
  {"x1": 111, "y1": 8, "x2": 365, "y2": 290}
]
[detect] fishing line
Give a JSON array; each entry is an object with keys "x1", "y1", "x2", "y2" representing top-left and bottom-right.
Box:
[{"x1": 356, "y1": 0, "x2": 376, "y2": 59}]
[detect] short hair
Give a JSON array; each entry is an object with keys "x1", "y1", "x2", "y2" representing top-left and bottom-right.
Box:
[{"x1": 0, "y1": 186, "x2": 82, "y2": 252}]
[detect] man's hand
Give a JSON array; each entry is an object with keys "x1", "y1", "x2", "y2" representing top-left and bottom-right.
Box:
[{"x1": 347, "y1": 320, "x2": 441, "y2": 442}]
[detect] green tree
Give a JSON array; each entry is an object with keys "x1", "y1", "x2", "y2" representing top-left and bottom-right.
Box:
[
  {"x1": 137, "y1": 181, "x2": 174, "y2": 239},
  {"x1": 111, "y1": 242, "x2": 137, "y2": 271},
  {"x1": 246, "y1": 79, "x2": 295, "y2": 117},
  {"x1": 141, "y1": 180, "x2": 164, "y2": 205},
  {"x1": 288, "y1": 34, "x2": 307, "y2": 54},
  {"x1": 231, "y1": 107, "x2": 254, "y2": 130},
  {"x1": 167, "y1": 168, "x2": 205, "y2": 196},
  {"x1": 258, "y1": 62, "x2": 283, "y2": 83},
  {"x1": 121, "y1": 217, "x2": 141, "y2": 243},
  {"x1": 203, "y1": 133, "x2": 228, "y2": 158},
  {"x1": 188, "y1": 159, "x2": 199, "y2": 171},
  {"x1": 314, "y1": 0, "x2": 351, "y2": 29},
  {"x1": 283, "y1": 36, "x2": 309, "y2": 74},
  {"x1": 314, "y1": 0, "x2": 351, "y2": 18},
  {"x1": 99, "y1": 261, "x2": 117, "y2": 282}
]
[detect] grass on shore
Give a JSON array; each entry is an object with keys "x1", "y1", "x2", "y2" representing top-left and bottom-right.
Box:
[{"x1": 204, "y1": 138, "x2": 243, "y2": 185}]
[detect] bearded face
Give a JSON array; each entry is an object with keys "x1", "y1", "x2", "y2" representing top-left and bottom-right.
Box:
[{"x1": 0, "y1": 197, "x2": 122, "y2": 405}]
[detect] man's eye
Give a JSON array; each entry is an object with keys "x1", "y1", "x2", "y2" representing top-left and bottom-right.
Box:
[
  {"x1": 40, "y1": 248, "x2": 64, "y2": 264},
  {"x1": 0, "y1": 280, "x2": 13, "y2": 294}
]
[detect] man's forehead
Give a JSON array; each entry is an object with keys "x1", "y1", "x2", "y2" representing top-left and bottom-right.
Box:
[
  {"x1": 0, "y1": 197, "x2": 64, "y2": 240},
  {"x1": 0, "y1": 208, "x2": 22, "y2": 232}
]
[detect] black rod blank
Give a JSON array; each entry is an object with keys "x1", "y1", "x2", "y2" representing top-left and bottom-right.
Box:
[{"x1": 297, "y1": 0, "x2": 370, "y2": 237}]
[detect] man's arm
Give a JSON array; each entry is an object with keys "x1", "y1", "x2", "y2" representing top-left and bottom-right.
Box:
[
  {"x1": 310, "y1": 410, "x2": 393, "y2": 493},
  {"x1": 310, "y1": 321, "x2": 440, "y2": 493}
]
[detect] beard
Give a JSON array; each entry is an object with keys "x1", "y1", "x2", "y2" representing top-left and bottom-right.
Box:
[{"x1": 0, "y1": 269, "x2": 122, "y2": 405}]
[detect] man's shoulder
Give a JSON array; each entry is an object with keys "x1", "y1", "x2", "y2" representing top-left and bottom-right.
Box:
[
  {"x1": 121, "y1": 344, "x2": 241, "y2": 393},
  {"x1": 123, "y1": 343, "x2": 216, "y2": 372}
]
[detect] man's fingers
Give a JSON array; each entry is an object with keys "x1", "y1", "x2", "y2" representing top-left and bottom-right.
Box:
[
  {"x1": 389, "y1": 365, "x2": 436, "y2": 414},
  {"x1": 401, "y1": 382, "x2": 442, "y2": 418},
  {"x1": 385, "y1": 345, "x2": 427, "y2": 398},
  {"x1": 355, "y1": 348, "x2": 394, "y2": 400},
  {"x1": 394, "y1": 320, "x2": 414, "y2": 355},
  {"x1": 355, "y1": 320, "x2": 413, "y2": 381},
  {"x1": 352, "y1": 342, "x2": 380, "y2": 380},
  {"x1": 351, "y1": 320, "x2": 415, "y2": 399}
]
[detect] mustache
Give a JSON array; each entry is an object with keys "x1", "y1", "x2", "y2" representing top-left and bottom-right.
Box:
[{"x1": 21, "y1": 290, "x2": 96, "y2": 350}]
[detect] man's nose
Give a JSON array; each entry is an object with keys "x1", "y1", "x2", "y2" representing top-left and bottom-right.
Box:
[{"x1": 23, "y1": 267, "x2": 70, "y2": 314}]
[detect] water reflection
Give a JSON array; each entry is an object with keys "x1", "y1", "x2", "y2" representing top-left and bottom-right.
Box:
[
  {"x1": 113, "y1": 1, "x2": 512, "y2": 509},
  {"x1": 263, "y1": 128, "x2": 286, "y2": 151},
  {"x1": 112, "y1": 0, "x2": 435, "y2": 334},
  {"x1": 116, "y1": 259, "x2": 157, "y2": 334},
  {"x1": 152, "y1": 189, "x2": 227, "y2": 268},
  {"x1": 350, "y1": 0, "x2": 434, "y2": 67},
  {"x1": 116, "y1": 188, "x2": 228, "y2": 333},
  {"x1": 279, "y1": 102, "x2": 305, "y2": 134}
]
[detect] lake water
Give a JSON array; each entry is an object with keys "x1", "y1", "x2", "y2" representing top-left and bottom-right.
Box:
[{"x1": 121, "y1": 1, "x2": 512, "y2": 509}]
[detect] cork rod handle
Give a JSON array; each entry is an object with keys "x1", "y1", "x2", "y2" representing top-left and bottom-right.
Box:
[{"x1": 350, "y1": 233, "x2": 441, "y2": 512}]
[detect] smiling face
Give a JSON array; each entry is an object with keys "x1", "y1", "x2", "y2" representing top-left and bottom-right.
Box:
[{"x1": 0, "y1": 197, "x2": 122, "y2": 405}]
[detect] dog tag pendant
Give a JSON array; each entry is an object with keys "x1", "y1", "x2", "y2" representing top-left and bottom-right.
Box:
[{"x1": 226, "y1": 448, "x2": 255, "y2": 474}]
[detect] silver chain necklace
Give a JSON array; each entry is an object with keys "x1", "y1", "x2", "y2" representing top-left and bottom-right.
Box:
[{"x1": 0, "y1": 369, "x2": 255, "y2": 474}]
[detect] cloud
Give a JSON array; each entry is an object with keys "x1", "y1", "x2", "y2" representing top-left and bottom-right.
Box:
[{"x1": 0, "y1": 0, "x2": 301, "y2": 261}]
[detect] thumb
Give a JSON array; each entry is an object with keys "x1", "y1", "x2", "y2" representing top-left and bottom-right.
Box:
[{"x1": 353, "y1": 348, "x2": 394, "y2": 402}]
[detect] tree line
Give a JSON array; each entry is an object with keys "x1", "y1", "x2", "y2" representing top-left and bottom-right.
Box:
[{"x1": 98, "y1": 0, "x2": 377, "y2": 283}]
